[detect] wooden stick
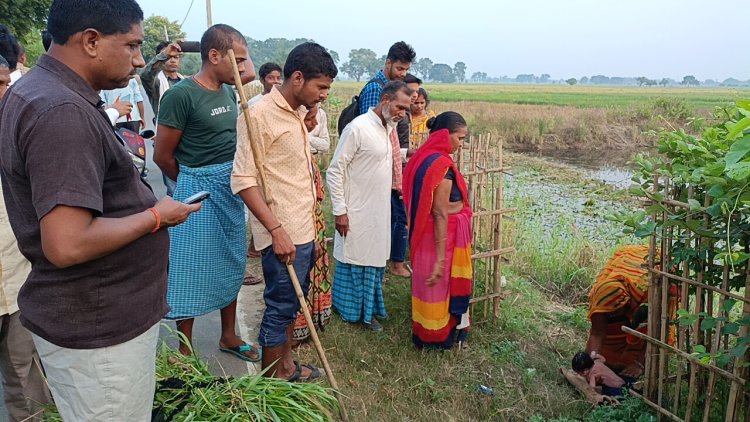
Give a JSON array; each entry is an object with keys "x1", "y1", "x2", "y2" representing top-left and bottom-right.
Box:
[
  {"x1": 228, "y1": 50, "x2": 272, "y2": 207},
  {"x1": 470, "y1": 291, "x2": 506, "y2": 303},
  {"x1": 287, "y1": 265, "x2": 348, "y2": 421},
  {"x1": 228, "y1": 49, "x2": 350, "y2": 422},
  {"x1": 471, "y1": 247, "x2": 515, "y2": 260},
  {"x1": 471, "y1": 208, "x2": 516, "y2": 218}
]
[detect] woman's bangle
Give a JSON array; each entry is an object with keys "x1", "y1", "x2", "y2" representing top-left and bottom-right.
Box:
[
  {"x1": 147, "y1": 207, "x2": 161, "y2": 233},
  {"x1": 269, "y1": 224, "x2": 282, "y2": 233}
]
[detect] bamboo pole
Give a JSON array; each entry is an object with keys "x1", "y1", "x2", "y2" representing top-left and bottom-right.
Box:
[
  {"x1": 672, "y1": 187, "x2": 693, "y2": 415},
  {"x1": 481, "y1": 138, "x2": 490, "y2": 319},
  {"x1": 471, "y1": 208, "x2": 517, "y2": 218},
  {"x1": 471, "y1": 247, "x2": 515, "y2": 260},
  {"x1": 629, "y1": 389, "x2": 686, "y2": 422},
  {"x1": 228, "y1": 49, "x2": 349, "y2": 422},
  {"x1": 492, "y1": 137, "x2": 504, "y2": 318},
  {"x1": 622, "y1": 327, "x2": 745, "y2": 385},
  {"x1": 702, "y1": 265, "x2": 730, "y2": 422},
  {"x1": 656, "y1": 178, "x2": 671, "y2": 419},
  {"x1": 725, "y1": 263, "x2": 750, "y2": 421},
  {"x1": 646, "y1": 174, "x2": 659, "y2": 400},
  {"x1": 469, "y1": 292, "x2": 506, "y2": 303},
  {"x1": 649, "y1": 269, "x2": 750, "y2": 305}
]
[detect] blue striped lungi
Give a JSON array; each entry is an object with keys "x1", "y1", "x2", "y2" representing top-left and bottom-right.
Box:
[
  {"x1": 165, "y1": 161, "x2": 246, "y2": 319},
  {"x1": 331, "y1": 262, "x2": 387, "y2": 324}
]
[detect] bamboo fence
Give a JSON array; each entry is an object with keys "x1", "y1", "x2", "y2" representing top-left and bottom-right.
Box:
[
  {"x1": 636, "y1": 175, "x2": 750, "y2": 422},
  {"x1": 456, "y1": 134, "x2": 515, "y2": 321}
]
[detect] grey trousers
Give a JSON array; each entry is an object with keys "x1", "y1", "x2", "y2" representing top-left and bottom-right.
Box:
[{"x1": 0, "y1": 311, "x2": 51, "y2": 421}]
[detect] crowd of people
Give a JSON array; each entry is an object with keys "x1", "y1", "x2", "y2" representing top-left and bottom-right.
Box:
[{"x1": 0, "y1": 0, "x2": 654, "y2": 420}]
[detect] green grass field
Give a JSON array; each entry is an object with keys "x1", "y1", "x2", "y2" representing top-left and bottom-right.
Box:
[
  {"x1": 330, "y1": 81, "x2": 748, "y2": 110},
  {"x1": 325, "y1": 82, "x2": 749, "y2": 152}
]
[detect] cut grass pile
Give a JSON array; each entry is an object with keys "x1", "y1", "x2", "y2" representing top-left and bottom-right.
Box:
[{"x1": 42, "y1": 333, "x2": 340, "y2": 422}]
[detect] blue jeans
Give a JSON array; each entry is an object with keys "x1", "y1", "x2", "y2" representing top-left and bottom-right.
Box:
[
  {"x1": 258, "y1": 242, "x2": 314, "y2": 347},
  {"x1": 390, "y1": 190, "x2": 408, "y2": 262}
]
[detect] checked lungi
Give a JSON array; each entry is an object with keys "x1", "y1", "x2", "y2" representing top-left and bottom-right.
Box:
[
  {"x1": 331, "y1": 262, "x2": 386, "y2": 324},
  {"x1": 165, "y1": 161, "x2": 246, "y2": 320}
]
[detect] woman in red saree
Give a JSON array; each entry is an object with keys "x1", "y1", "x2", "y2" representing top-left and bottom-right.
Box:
[{"x1": 403, "y1": 112, "x2": 472, "y2": 349}]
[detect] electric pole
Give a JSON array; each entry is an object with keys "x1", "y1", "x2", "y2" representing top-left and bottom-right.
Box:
[{"x1": 206, "y1": 0, "x2": 213, "y2": 27}]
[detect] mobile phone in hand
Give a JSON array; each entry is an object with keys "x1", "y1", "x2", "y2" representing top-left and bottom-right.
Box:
[{"x1": 184, "y1": 191, "x2": 210, "y2": 204}]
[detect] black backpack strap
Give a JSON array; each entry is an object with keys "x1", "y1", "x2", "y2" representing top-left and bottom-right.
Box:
[{"x1": 358, "y1": 76, "x2": 386, "y2": 97}]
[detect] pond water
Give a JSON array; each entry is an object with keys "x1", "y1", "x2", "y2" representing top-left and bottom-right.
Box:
[
  {"x1": 525, "y1": 150, "x2": 637, "y2": 189},
  {"x1": 504, "y1": 150, "x2": 640, "y2": 244}
]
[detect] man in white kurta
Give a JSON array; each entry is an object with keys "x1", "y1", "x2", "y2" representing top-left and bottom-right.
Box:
[{"x1": 327, "y1": 81, "x2": 413, "y2": 331}]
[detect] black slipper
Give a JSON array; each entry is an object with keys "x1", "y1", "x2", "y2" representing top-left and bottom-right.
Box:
[{"x1": 286, "y1": 361, "x2": 321, "y2": 382}]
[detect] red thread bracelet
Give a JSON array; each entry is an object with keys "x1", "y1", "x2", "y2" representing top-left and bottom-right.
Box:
[{"x1": 147, "y1": 207, "x2": 161, "y2": 233}]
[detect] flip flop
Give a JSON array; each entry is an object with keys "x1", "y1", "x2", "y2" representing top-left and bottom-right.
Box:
[
  {"x1": 219, "y1": 343, "x2": 262, "y2": 363},
  {"x1": 286, "y1": 361, "x2": 321, "y2": 382},
  {"x1": 243, "y1": 274, "x2": 263, "y2": 285}
]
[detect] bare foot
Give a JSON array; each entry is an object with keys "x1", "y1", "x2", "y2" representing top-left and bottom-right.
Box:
[{"x1": 178, "y1": 344, "x2": 193, "y2": 356}]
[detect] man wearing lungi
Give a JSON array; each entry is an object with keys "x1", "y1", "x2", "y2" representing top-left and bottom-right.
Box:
[
  {"x1": 232, "y1": 42, "x2": 337, "y2": 381},
  {"x1": 327, "y1": 81, "x2": 414, "y2": 332},
  {"x1": 154, "y1": 24, "x2": 261, "y2": 361}
]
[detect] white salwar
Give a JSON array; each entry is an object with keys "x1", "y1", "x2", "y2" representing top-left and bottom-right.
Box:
[{"x1": 327, "y1": 108, "x2": 394, "y2": 267}]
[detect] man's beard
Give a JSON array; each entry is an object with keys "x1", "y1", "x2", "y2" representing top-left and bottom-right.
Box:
[{"x1": 382, "y1": 106, "x2": 400, "y2": 124}]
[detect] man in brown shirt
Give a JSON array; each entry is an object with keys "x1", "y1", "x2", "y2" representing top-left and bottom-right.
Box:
[
  {"x1": 232, "y1": 42, "x2": 337, "y2": 381},
  {"x1": 0, "y1": 1, "x2": 200, "y2": 420}
]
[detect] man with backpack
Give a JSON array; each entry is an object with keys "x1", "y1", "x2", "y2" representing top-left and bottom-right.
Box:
[{"x1": 339, "y1": 41, "x2": 416, "y2": 278}]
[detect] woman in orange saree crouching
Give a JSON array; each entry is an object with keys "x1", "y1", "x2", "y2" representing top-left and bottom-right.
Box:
[{"x1": 403, "y1": 112, "x2": 472, "y2": 349}]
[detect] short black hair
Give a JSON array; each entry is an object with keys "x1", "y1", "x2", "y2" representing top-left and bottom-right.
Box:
[
  {"x1": 403, "y1": 73, "x2": 422, "y2": 85},
  {"x1": 156, "y1": 41, "x2": 170, "y2": 55},
  {"x1": 200, "y1": 24, "x2": 246, "y2": 62},
  {"x1": 427, "y1": 111, "x2": 467, "y2": 134},
  {"x1": 283, "y1": 42, "x2": 338, "y2": 80},
  {"x1": 42, "y1": 30, "x2": 53, "y2": 52},
  {"x1": 380, "y1": 80, "x2": 413, "y2": 101},
  {"x1": 47, "y1": 0, "x2": 144, "y2": 45},
  {"x1": 0, "y1": 55, "x2": 9, "y2": 69},
  {"x1": 571, "y1": 352, "x2": 594, "y2": 373},
  {"x1": 387, "y1": 41, "x2": 416, "y2": 64},
  {"x1": 0, "y1": 25, "x2": 19, "y2": 69},
  {"x1": 259, "y1": 62, "x2": 282, "y2": 80}
]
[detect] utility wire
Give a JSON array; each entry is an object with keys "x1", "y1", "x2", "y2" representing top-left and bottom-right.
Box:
[{"x1": 180, "y1": 0, "x2": 196, "y2": 27}]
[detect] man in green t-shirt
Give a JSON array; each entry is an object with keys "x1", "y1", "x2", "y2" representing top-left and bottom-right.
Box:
[{"x1": 154, "y1": 24, "x2": 261, "y2": 362}]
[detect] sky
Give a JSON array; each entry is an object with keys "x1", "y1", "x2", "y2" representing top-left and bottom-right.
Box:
[{"x1": 137, "y1": 0, "x2": 750, "y2": 82}]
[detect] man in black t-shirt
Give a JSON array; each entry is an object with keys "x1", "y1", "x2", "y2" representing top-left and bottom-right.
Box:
[{"x1": 0, "y1": 1, "x2": 200, "y2": 420}]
